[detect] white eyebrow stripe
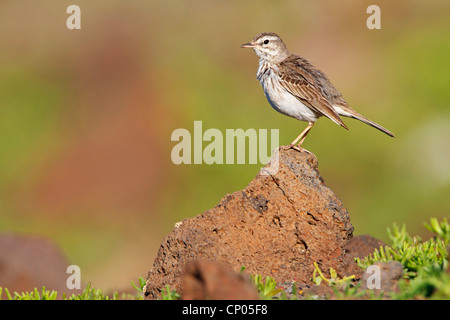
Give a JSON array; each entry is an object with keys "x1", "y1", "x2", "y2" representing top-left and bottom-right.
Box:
[{"x1": 260, "y1": 36, "x2": 279, "y2": 42}]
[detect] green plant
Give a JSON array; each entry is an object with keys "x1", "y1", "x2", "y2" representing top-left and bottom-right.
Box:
[
  {"x1": 0, "y1": 286, "x2": 58, "y2": 300},
  {"x1": 311, "y1": 262, "x2": 355, "y2": 286},
  {"x1": 356, "y1": 219, "x2": 448, "y2": 279},
  {"x1": 160, "y1": 285, "x2": 180, "y2": 300},
  {"x1": 356, "y1": 217, "x2": 450, "y2": 299},
  {"x1": 393, "y1": 262, "x2": 450, "y2": 299},
  {"x1": 251, "y1": 274, "x2": 283, "y2": 300},
  {"x1": 242, "y1": 266, "x2": 298, "y2": 300},
  {"x1": 287, "y1": 282, "x2": 301, "y2": 300},
  {"x1": 0, "y1": 277, "x2": 148, "y2": 300},
  {"x1": 424, "y1": 217, "x2": 450, "y2": 244},
  {"x1": 65, "y1": 282, "x2": 118, "y2": 300},
  {"x1": 129, "y1": 276, "x2": 146, "y2": 300}
]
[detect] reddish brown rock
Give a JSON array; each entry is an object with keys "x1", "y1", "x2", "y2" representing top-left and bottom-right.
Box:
[
  {"x1": 359, "y1": 261, "x2": 403, "y2": 293},
  {"x1": 344, "y1": 234, "x2": 386, "y2": 262},
  {"x1": 344, "y1": 234, "x2": 386, "y2": 279},
  {"x1": 144, "y1": 147, "x2": 354, "y2": 299},
  {"x1": 181, "y1": 260, "x2": 259, "y2": 300}
]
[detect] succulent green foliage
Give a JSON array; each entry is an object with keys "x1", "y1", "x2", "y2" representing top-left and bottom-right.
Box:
[
  {"x1": 160, "y1": 285, "x2": 181, "y2": 300},
  {"x1": 65, "y1": 282, "x2": 117, "y2": 300},
  {"x1": 356, "y1": 219, "x2": 449, "y2": 279},
  {"x1": 129, "y1": 276, "x2": 146, "y2": 300},
  {"x1": 251, "y1": 274, "x2": 283, "y2": 300},
  {"x1": 356, "y1": 217, "x2": 450, "y2": 299},
  {"x1": 394, "y1": 262, "x2": 450, "y2": 299},
  {"x1": 424, "y1": 217, "x2": 450, "y2": 244},
  {"x1": 0, "y1": 286, "x2": 57, "y2": 300},
  {"x1": 0, "y1": 277, "x2": 147, "y2": 300}
]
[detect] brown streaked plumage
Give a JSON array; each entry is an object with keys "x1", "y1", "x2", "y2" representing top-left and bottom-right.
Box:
[{"x1": 241, "y1": 32, "x2": 394, "y2": 150}]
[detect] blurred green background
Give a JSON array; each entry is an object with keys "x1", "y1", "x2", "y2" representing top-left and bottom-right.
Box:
[{"x1": 0, "y1": 1, "x2": 449, "y2": 291}]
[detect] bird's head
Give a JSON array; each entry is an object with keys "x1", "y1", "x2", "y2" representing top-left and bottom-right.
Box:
[{"x1": 241, "y1": 32, "x2": 289, "y2": 62}]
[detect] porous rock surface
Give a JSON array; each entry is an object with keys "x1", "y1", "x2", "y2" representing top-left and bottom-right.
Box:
[{"x1": 144, "y1": 147, "x2": 354, "y2": 299}]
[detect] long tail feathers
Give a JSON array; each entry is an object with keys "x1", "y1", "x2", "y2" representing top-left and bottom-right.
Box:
[{"x1": 350, "y1": 113, "x2": 395, "y2": 138}]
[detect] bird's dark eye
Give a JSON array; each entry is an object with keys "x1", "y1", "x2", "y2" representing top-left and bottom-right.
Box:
[{"x1": 263, "y1": 39, "x2": 269, "y2": 45}]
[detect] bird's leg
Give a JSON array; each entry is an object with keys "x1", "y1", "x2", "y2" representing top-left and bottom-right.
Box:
[
  {"x1": 297, "y1": 122, "x2": 314, "y2": 147},
  {"x1": 289, "y1": 122, "x2": 314, "y2": 152}
]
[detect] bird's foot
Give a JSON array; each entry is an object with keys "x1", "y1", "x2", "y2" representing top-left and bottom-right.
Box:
[
  {"x1": 288, "y1": 144, "x2": 308, "y2": 153},
  {"x1": 287, "y1": 144, "x2": 315, "y2": 156}
]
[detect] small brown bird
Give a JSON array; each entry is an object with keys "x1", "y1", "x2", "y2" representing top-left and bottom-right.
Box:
[{"x1": 241, "y1": 32, "x2": 394, "y2": 150}]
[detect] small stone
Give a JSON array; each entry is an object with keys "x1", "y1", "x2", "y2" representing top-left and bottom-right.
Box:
[{"x1": 181, "y1": 260, "x2": 259, "y2": 300}]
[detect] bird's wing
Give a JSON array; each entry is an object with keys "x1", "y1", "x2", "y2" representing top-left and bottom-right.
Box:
[{"x1": 278, "y1": 57, "x2": 348, "y2": 129}]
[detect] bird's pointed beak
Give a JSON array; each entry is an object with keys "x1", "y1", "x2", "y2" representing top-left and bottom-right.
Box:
[{"x1": 240, "y1": 42, "x2": 256, "y2": 48}]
